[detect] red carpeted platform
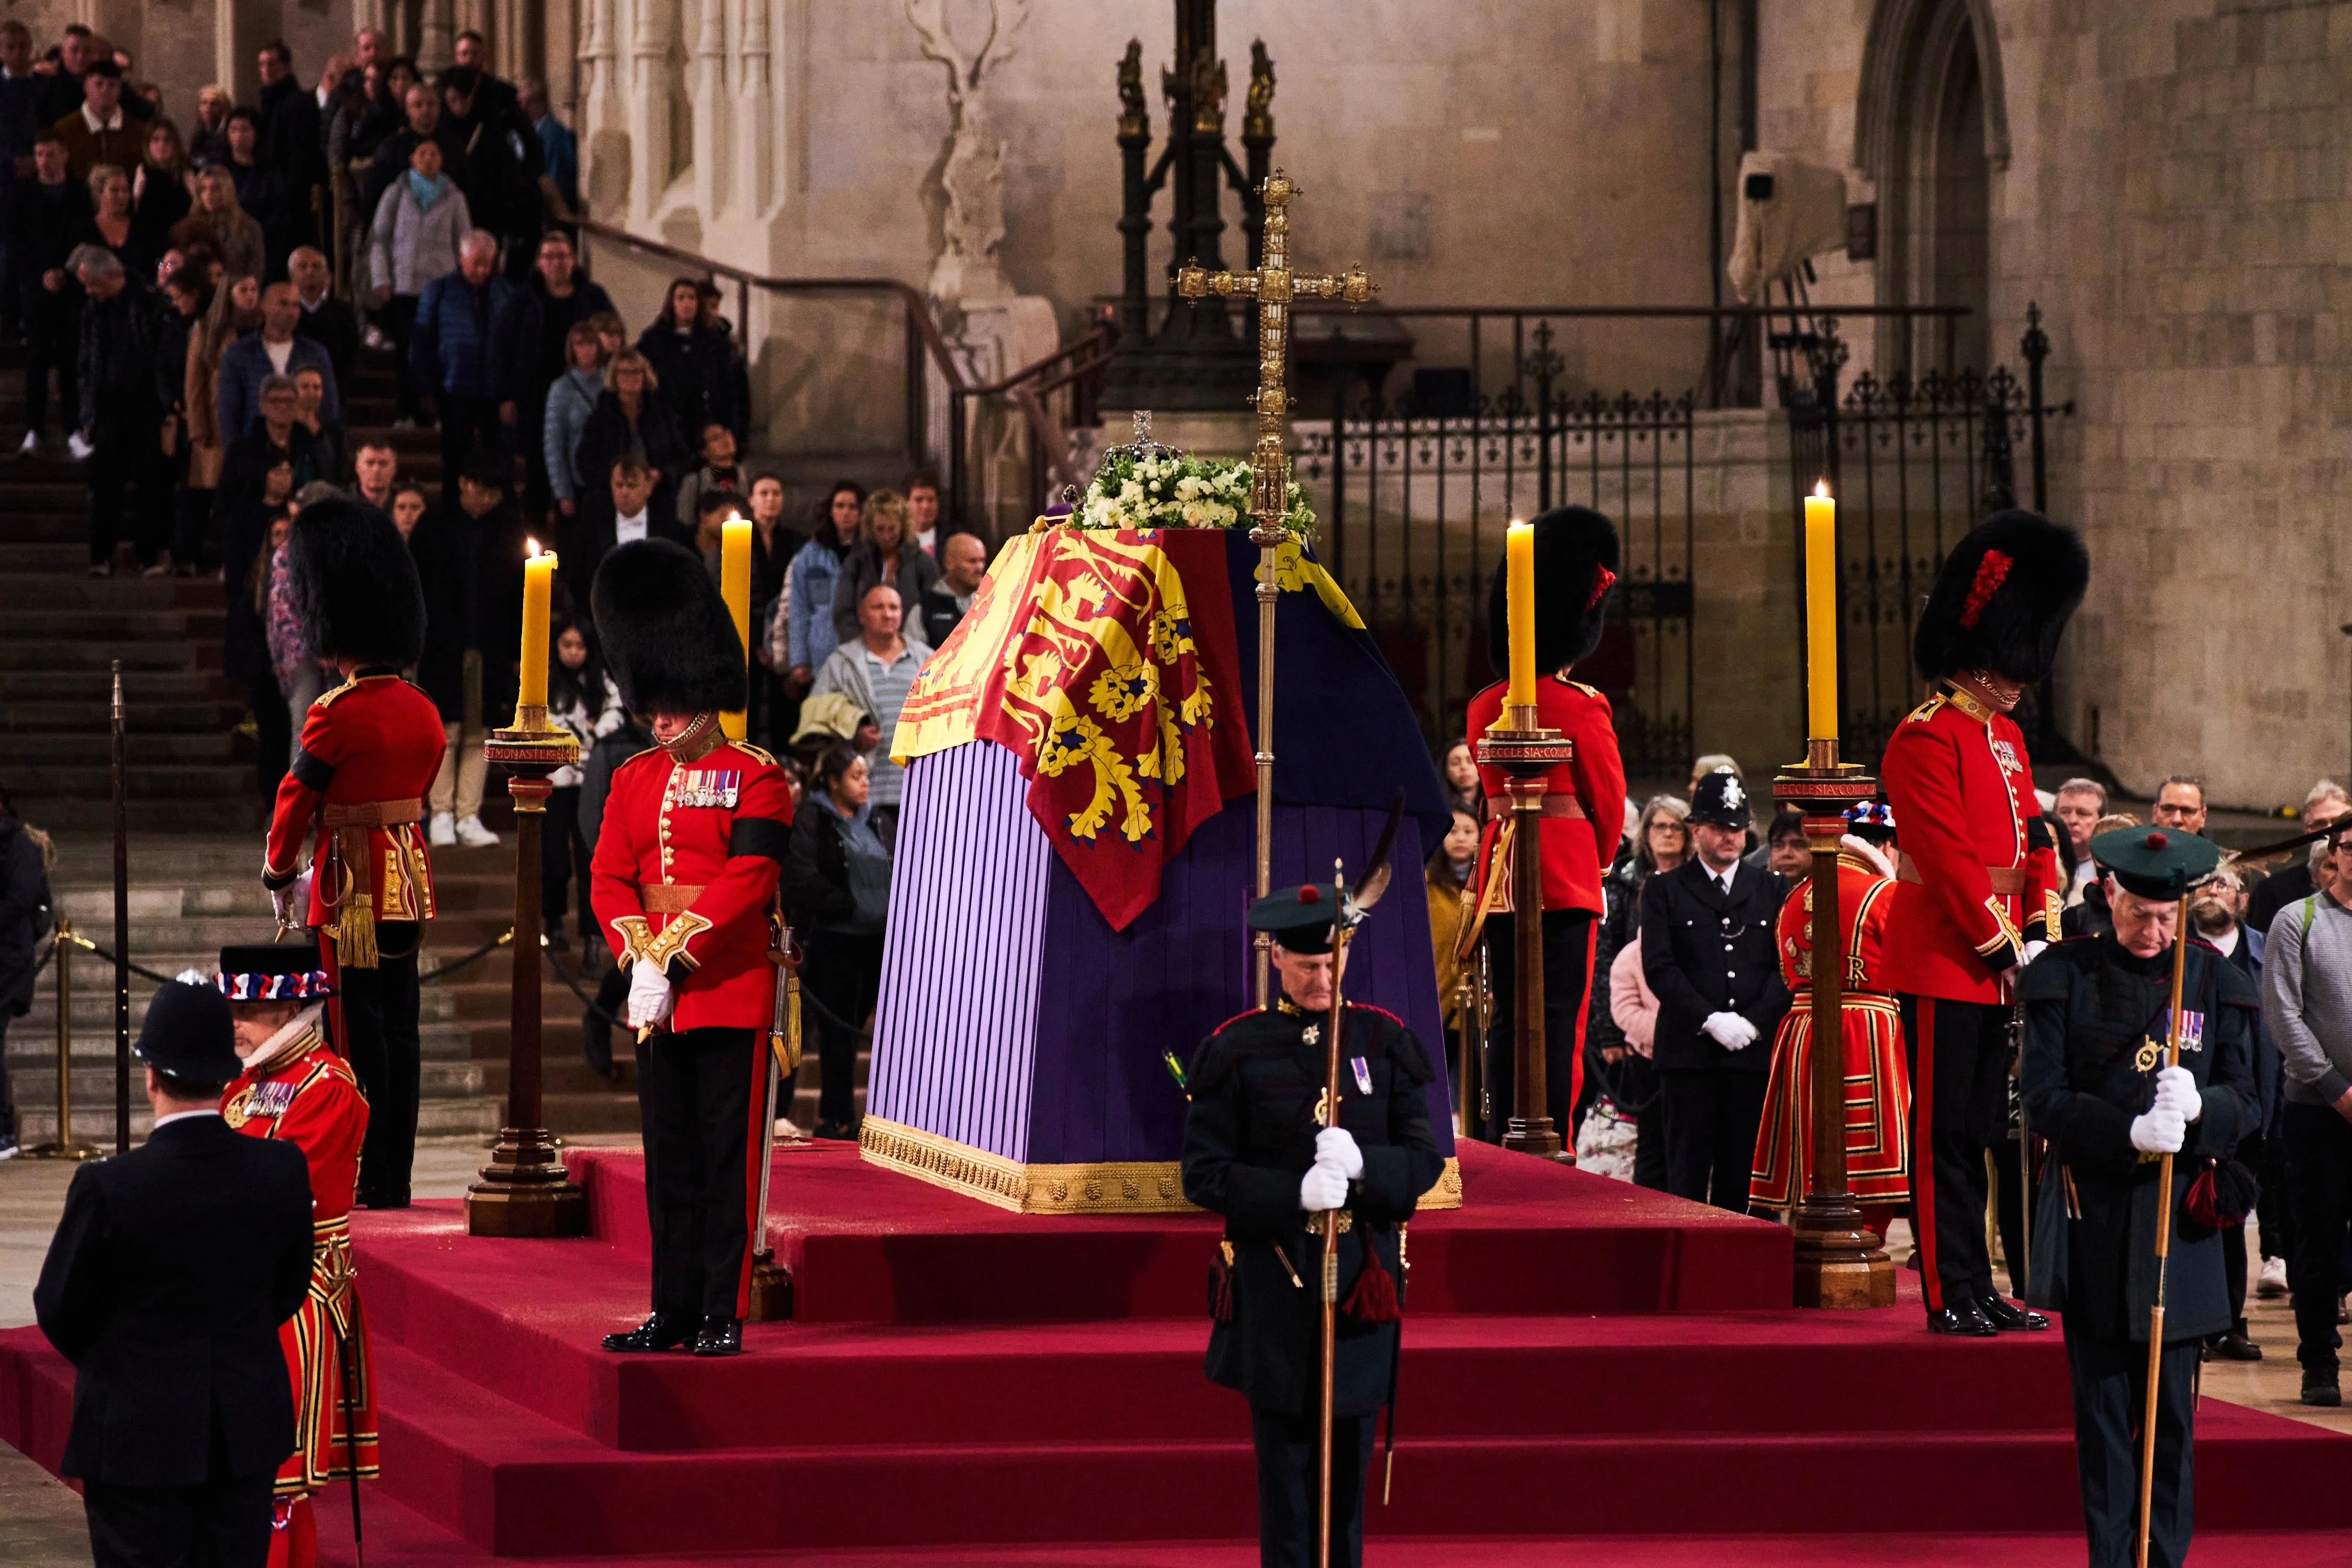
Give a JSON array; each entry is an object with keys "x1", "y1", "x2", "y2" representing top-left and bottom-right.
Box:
[{"x1": 5, "y1": 1139, "x2": 2350, "y2": 1563}]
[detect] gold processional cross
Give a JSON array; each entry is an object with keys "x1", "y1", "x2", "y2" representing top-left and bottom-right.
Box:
[{"x1": 1174, "y1": 171, "x2": 1375, "y2": 1005}]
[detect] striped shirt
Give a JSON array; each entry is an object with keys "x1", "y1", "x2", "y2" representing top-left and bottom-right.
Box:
[{"x1": 810, "y1": 636, "x2": 933, "y2": 808}]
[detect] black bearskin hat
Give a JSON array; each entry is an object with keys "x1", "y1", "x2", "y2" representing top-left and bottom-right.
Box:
[
  {"x1": 1912, "y1": 509, "x2": 2089, "y2": 685},
  {"x1": 592, "y1": 538, "x2": 746, "y2": 716},
  {"x1": 1486, "y1": 505, "x2": 1621, "y2": 675},
  {"x1": 287, "y1": 498, "x2": 426, "y2": 668}
]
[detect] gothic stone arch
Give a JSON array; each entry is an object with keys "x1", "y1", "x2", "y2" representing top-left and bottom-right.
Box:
[{"x1": 1853, "y1": 0, "x2": 2011, "y2": 375}]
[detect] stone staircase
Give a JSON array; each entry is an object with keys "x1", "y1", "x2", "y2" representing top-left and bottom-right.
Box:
[{"x1": 1, "y1": 333, "x2": 869, "y2": 1150}]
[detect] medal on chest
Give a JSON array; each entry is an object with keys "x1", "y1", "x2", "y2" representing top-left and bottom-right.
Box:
[
  {"x1": 2132, "y1": 1011, "x2": 2205, "y2": 1072},
  {"x1": 1991, "y1": 737, "x2": 2022, "y2": 776},
  {"x1": 221, "y1": 1078, "x2": 297, "y2": 1131},
  {"x1": 674, "y1": 768, "x2": 742, "y2": 810}
]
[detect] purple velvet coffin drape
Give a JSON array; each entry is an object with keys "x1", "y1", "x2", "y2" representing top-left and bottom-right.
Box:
[{"x1": 867, "y1": 740, "x2": 1458, "y2": 1189}]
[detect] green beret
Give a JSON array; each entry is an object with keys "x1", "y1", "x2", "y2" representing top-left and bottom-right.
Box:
[
  {"x1": 1247, "y1": 883, "x2": 1340, "y2": 954},
  {"x1": 2090, "y1": 826, "x2": 2222, "y2": 900}
]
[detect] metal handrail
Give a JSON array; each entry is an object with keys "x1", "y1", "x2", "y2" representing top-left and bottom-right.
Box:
[{"x1": 571, "y1": 215, "x2": 967, "y2": 487}]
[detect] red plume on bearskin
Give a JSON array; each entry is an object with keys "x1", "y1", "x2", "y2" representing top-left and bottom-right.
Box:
[
  {"x1": 592, "y1": 538, "x2": 747, "y2": 716},
  {"x1": 1485, "y1": 505, "x2": 1621, "y2": 675},
  {"x1": 286, "y1": 498, "x2": 426, "y2": 668},
  {"x1": 1912, "y1": 509, "x2": 2088, "y2": 685}
]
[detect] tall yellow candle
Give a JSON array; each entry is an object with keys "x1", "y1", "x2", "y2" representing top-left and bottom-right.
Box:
[
  {"x1": 719, "y1": 515, "x2": 753, "y2": 741},
  {"x1": 1804, "y1": 481, "x2": 1838, "y2": 742},
  {"x1": 518, "y1": 539, "x2": 555, "y2": 716},
  {"x1": 1505, "y1": 518, "x2": 1536, "y2": 710}
]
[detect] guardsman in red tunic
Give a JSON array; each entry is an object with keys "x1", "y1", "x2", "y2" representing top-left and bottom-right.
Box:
[
  {"x1": 589, "y1": 538, "x2": 793, "y2": 1359},
  {"x1": 212, "y1": 940, "x2": 375, "y2": 1568},
  {"x1": 1882, "y1": 510, "x2": 2084, "y2": 1335},
  {"x1": 1462, "y1": 505, "x2": 1628, "y2": 1143},
  {"x1": 260, "y1": 500, "x2": 444, "y2": 1209},
  {"x1": 1750, "y1": 801, "x2": 1910, "y2": 1231}
]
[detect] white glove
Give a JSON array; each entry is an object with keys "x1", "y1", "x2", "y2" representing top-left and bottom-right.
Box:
[
  {"x1": 1316, "y1": 1126, "x2": 1365, "y2": 1181},
  {"x1": 2129, "y1": 1105, "x2": 2186, "y2": 1156},
  {"x1": 1299, "y1": 1161, "x2": 1350, "y2": 1213},
  {"x1": 2022, "y1": 940, "x2": 2048, "y2": 965},
  {"x1": 2154, "y1": 1065, "x2": 2203, "y2": 1123},
  {"x1": 627, "y1": 961, "x2": 675, "y2": 1030},
  {"x1": 1702, "y1": 1011, "x2": 1759, "y2": 1051},
  {"x1": 270, "y1": 881, "x2": 298, "y2": 928}
]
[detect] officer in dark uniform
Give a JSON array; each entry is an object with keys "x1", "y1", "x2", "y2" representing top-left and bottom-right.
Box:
[
  {"x1": 2020, "y1": 827, "x2": 2259, "y2": 1568},
  {"x1": 1640, "y1": 768, "x2": 1792, "y2": 1208},
  {"x1": 34, "y1": 982, "x2": 315, "y2": 1568},
  {"x1": 1181, "y1": 884, "x2": 1444, "y2": 1568}
]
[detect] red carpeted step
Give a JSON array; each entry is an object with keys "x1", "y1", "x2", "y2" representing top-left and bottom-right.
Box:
[
  {"x1": 349, "y1": 1330, "x2": 2352, "y2": 1555},
  {"x1": 560, "y1": 1139, "x2": 1793, "y2": 1324},
  {"x1": 354, "y1": 1216, "x2": 2076, "y2": 1451}
]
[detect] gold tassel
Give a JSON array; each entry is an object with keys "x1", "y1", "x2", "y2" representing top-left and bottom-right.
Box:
[
  {"x1": 336, "y1": 893, "x2": 379, "y2": 969},
  {"x1": 776, "y1": 974, "x2": 804, "y2": 1075}
]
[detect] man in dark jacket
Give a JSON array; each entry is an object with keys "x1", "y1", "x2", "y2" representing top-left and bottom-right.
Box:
[
  {"x1": 436, "y1": 65, "x2": 540, "y2": 274},
  {"x1": 2020, "y1": 826, "x2": 2258, "y2": 1568},
  {"x1": 918, "y1": 531, "x2": 988, "y2": 650},
  {"x1": 518, "y1": 230, "x2": 614, "y2": 496},
  {"x1": 413, "y1": 454, "x2": 526, "y2": 844},
  {"x1": 218, "y1": 375, "x2": 325, "y2": 512},
  {"x1": 34, "y1": 981, "x2": 315, "y2": 1568},
  {"x1": 0, "y1": 785, "x2": 49, "y2": 1156},
  {"x1": 13, "y1": 128, "x2": 89, "y2": 454},
  {"x1": 72, "y1": 246, "x2": 165, "y2": 573},
  {"x1": 289, "y1": 245, "x2": 359, "y2": 399},
  {"x1": 412, "y1": 232, "x2": 529, "y2": 504},
  {"x1": 1181, "y1": 883, "x2": 1443, "y2": 1568},
  {"x1": 1640, "y1": 768, "x2": 1791, "y2": 1210},
  {"x1": 255, "y1": 40, "x2": 324, "y2": 254}
]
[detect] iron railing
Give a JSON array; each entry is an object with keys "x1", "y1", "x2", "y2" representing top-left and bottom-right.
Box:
[
  {"x1": 1286, "y1": 303, "x2": 1977, "y2": 769},
  {"x1": 1780, "y1": 304, "x2": 2071, "y2": 759}
]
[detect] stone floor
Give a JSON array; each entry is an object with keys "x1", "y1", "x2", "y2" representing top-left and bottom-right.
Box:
[{"x1": 1, "y1": 1150, "x2": 2345, "y2": 1566}]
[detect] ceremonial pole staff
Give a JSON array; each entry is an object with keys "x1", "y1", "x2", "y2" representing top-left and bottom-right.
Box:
[
  {"x1": 1313, "y1": 804, "x2": 1400, "y2": 1567},
  {"x1": 111, "y1": 660, "x2": 129, "y2": 1153},
  {"x1": 1178, "y1": 170, "x2": 1375, "y2": 1008},
  {"x1": 2135, "y1": 884, "x2": 2194, "y2": 1568}
]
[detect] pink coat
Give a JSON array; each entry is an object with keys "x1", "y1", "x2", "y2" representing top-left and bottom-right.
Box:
[{"x1": 1610, "y1": 935, "x2": 1659, "y2": 1055}]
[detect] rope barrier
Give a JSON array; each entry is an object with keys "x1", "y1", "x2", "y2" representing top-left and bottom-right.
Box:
[{"x1": 54, "y1": 927, "x2": 873, "y2": 1045}]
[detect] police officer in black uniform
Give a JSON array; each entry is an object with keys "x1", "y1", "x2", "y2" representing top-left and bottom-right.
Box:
[
  {"x1": 1640, "y1": 768, "x2": 1792, "y2": 1208},
  {"x1": 33, "y1": 981, "x2": 315, "y2": 1568},
  {"x1": 2020, "y1": 827, "x2": 2259, "y2": 1568},
  {"x1": 1181, "y1": 883, "x2": 1444, "y2": 1568}
]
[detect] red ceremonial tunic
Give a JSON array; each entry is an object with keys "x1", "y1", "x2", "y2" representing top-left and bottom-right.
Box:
[
  {"x1": 589, "y1": 737, "x2": 794, "y2": 1032},
  {"x1": 1749, "y1": 850, "x2": 1911, "y2": 1209},
  {"x1": 220, "y1": 1011, "x2": 376, "y2": 1498},
  {"x1": 1878, "y1": 685, "x2": 2061, "y2": 1004},
  {"x1": 1465, "y1": 674, "x2": 1627, "y2": 918},
  {"x1": 262, "y1": 669, "x2": 446, "y2": 931}
]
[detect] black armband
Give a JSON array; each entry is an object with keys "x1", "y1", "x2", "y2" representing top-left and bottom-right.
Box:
[
  {"x1": 289, "y1": 746, "x2": 336, "y2": 792},
  {"x1": 728, "y1": 815, "x2": 793, "y2": 865}
]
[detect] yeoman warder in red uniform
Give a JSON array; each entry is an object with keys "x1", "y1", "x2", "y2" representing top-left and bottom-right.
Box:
[
  {"x1": 213, "y1": 940, "x2": 374, "y2": 1568},
  {"x1": 1463, "y1": 505, "x2": 1628, "y2": 1142},
  {"x1": 590, "y1": 538, "x2": 793, "y2": 1359},
  {"x1": 261, "y1": 500, "x2": 444, "y2": 1209},
  {"x1": 1881, "y1": 509, "x2": 2085, "y2": 1336}
]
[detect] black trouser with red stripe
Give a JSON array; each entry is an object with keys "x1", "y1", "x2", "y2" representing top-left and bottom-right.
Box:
[
  {"x1": 637, "y1": 1024, "x2": 764, "y2": 1321},
  {"x1": 1900, "y1": 994, "x2": 2012, "y2": 1311}
]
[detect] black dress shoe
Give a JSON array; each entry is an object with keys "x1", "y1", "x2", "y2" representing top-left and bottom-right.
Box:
[
  {"x1": 2301, "y1": 1372, "x2": 2341, "y2": 1407},
  {"x1": 1927, "y1": 1301, "x2": 2000, "y2": 1336},
  {"x1": 358, "y1": 1189, "x2": 411, "y2": 1210},
  {"x1": 692, "y1": 1317, "x2": 743, "y2": 1357},
  {"x1": 1978, "y1": 1293, "x2": 2049, "y2": 1332},
  {"x1": 2210, "y1": 1331, "x2": 2262, "y2": 1362},
  {"x1": 602, "y1": 1312, "x2": 696, "y2": 1353}
]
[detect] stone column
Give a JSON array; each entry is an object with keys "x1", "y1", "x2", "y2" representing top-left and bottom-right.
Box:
[
  {"x1": 422, "y1": 0, "x2": 458, "y2": 71},
  {"x1": 690, "y1": 0, "x2": 727, "y2": 222},
  {"x1": 626, "y1": 0, "x2": 671, "y2": 222},
  {"x1": 736, "y1": 0, "x2": 776, "y2": 218},
  {"x1": 579, "y1": 0, "x2": 624, "y2": 211}
]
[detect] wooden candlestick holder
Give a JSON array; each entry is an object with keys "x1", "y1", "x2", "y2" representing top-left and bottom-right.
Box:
[
  {"x1": 467, "y1": 713, "x2": 590, "y2": 1238},
  {"x1": 1772, "y1": 740, "x2": 1895, "y2": 1308},
  {"x1": 1476, "y1": 704, "x2": 1576, "y2": 1163}
]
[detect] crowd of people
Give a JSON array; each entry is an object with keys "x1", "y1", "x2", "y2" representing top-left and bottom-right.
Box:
[{"x1": 1425, "y1": 746, "x2": 2352, "y2": 1402}]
